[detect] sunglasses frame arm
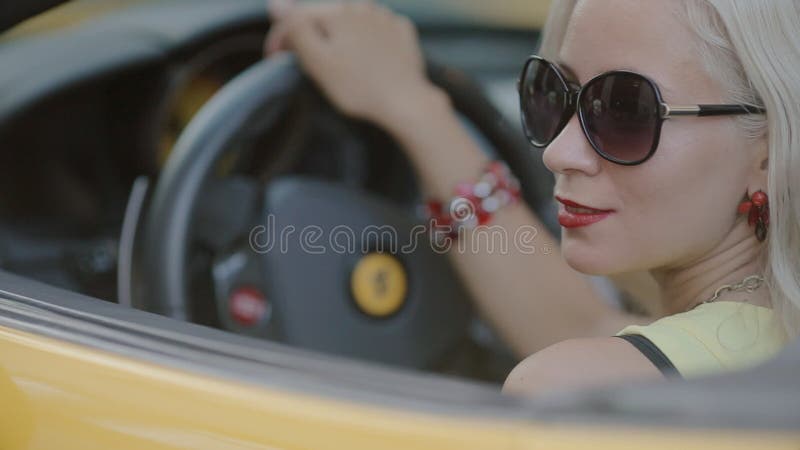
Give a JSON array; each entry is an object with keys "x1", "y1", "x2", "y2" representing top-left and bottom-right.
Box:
[{"x1": 660, "y1": 103, "x2": 766, "y2": 119}]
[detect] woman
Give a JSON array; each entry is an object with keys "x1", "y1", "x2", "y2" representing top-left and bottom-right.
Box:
[{"x1": 265, "y1": 0, "x2": 800, "y2": 396}]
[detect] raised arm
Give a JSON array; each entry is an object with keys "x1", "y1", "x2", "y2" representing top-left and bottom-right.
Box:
[{"x1": 265, "y1": 1, "x2": 649, "y2": 357}]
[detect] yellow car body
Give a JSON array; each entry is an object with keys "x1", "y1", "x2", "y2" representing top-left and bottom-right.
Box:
[
  {"x1": 1, "y1": 1, "x2": 799, "y2": 449},
  {"x1": 2, "y1": 323, "x2": 798, "y2": 450}
]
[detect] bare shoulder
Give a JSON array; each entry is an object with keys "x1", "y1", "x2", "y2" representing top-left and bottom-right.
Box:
[{"x1": 502, "y1": 337, "x2": 665, "y2": 398}]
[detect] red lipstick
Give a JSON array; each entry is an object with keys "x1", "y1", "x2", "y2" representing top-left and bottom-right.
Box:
[{"x1": 555, "y1": 196, "x2": 614, "y2": 229}]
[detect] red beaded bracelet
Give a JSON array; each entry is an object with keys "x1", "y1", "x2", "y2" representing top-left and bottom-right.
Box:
[{"x1": 422, "y1": 161, "x2": 521, "y2": 241}]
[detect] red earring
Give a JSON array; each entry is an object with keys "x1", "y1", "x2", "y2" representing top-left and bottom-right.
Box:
[{"x1": 737, "y1": 190, "x2": 769, "y2": 242}]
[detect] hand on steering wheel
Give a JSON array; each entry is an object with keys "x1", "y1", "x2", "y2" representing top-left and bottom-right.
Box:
[
  {"x1": 138, "y1": 2, "x2": 551, "y2": 374},
  {"x1": 265, "y1": 0, "x2": 441, "y2": 130}
]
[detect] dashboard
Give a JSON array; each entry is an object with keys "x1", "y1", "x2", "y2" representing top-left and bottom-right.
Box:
[{"x1": 0, "y1": 0, "x2": 546, "y2": 303}]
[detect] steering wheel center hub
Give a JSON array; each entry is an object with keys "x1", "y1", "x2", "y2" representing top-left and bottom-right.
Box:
[{"x1": 350, "y1": 253, "x2": 408, "y2": 318}]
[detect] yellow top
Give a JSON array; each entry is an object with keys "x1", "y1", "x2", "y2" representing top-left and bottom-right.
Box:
[{"x1": 617, "y1": 301, "x2": 788, "y2": 378}]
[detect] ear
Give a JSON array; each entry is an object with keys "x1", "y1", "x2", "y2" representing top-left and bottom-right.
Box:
[{"x1": 747, "y1": 137, "x2": 769, "y2": 191}]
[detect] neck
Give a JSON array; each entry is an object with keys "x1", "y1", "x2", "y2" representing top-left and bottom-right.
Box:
[{"x1": 650, "y1": 220, "x2": 769, "y2": 315}]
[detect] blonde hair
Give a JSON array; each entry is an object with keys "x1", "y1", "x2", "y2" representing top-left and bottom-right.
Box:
[{"x1": 539, "y1": 0, "x2": 800, "y2": 338}]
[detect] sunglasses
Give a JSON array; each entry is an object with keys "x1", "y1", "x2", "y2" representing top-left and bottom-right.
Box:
[{"x1": 517, "y1": 55, "x2": 765, "y2": 166}]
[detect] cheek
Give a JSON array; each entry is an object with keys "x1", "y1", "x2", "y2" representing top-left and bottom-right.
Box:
[
  {"x1": 617, "y1": 123, "x2": 749, "y2": 263},
  {"x1": 561, "y1": 123, "x2": 749, "y2": 274}
]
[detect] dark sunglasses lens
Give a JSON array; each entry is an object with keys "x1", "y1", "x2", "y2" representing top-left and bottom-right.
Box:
[
  {"x1": 580, "y1": 73, "x2": 659, "y2": 164},
  {"x1": 520, "y1": 59, "x2": 569, "y2": 146}
]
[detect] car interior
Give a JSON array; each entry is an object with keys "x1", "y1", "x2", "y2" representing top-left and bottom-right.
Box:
[
  {"x1": 0, "y1": 0, "x2": 562, "y2": 384},
  {"x1": 1, "y1": 0, "x2": 799, "y2": 435}
]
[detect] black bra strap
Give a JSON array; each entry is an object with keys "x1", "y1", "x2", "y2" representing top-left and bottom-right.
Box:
[{"x1": 616, "y1": 334, "x2": 682, "y2": 378}]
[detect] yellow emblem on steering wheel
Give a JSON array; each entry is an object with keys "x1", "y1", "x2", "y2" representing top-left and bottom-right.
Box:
[{"x1": 351, "y1": 253, "x2": 408, "y2": 318}]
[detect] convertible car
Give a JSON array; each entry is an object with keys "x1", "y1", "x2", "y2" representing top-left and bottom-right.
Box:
[{"x1": 1, "y1": 1, "x2": 798, "y2": 448}]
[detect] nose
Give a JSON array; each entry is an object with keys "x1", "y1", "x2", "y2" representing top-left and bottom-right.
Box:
[{"x1": 542, "y1": 115, "x2": 601, "y2": 176}]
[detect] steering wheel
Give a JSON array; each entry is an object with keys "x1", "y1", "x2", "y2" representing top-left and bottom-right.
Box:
[{"x1": 138, "y1": 54, "x2": 553, "y2": 370}]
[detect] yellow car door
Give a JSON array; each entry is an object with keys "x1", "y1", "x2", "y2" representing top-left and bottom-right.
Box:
[{"x1": 2, "y1": 271, "x2": 799, "y2": 450}]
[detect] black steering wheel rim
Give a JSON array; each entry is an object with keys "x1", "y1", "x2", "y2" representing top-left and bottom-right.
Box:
[{"x1": 139, "y1": 54, "x2": 553, "y2": 369}]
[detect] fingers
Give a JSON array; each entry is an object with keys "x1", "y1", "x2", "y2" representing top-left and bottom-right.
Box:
[
  {"x1": 264, "y1": 16, "x2": 293, "y2": 55},
  {"x1": 284, "y1": 10, "x2": 331, "y2": 62},
  {"x1": 263, "y1": 0, "x2": 294, "y2": 54},
  {"x1": 263, "y1": 0, "x2": 419, "y2": 76},
  {"x1": 394, "y1": 14, "x2": 417, "y2": 38},
  {"x1": 270, "y1": 7, "x2": 342, "y2": 89},
  {"x1": 340, "y1": 1, "x2": 395, "y2": 24},
  {"x1": 268, "y1": 0, "x2": 295, "y2": 20},
  {"x1": 264, "y1": 2, "x2": 340, "y2": 56}
]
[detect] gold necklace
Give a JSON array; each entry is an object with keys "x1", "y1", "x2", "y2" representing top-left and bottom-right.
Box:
[{"x1": 687, "y1": 274, "x2": 766, "y2": 311}]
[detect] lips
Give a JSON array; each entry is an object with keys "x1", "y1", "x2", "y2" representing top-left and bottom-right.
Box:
[{"x1": 555, "y1": 196, "x2": 614, "y2": 229}]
